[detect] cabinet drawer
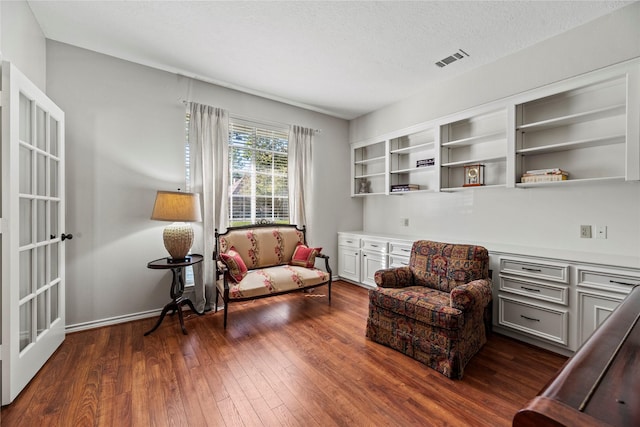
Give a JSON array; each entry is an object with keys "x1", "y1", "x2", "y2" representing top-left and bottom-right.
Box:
[
  {"x1": 389, "y1": 255, "x2": 410, "y2": 268},
  {"x1": 361, "y1": 239, "x2": 387, "y2": 253},
  {"x1": 338, "y1": 235, "x2": 360, "y2": 249},
  {"x1": 577, "y1": 269, "x2": 640, "y2": 294},
  {"x1": 389, "y1": 242, "x2": 412, "y2": 257},
  {"x1": 500, "y1": 259, "x2": 569, "y2": 283},
  {"x1": 499, "y1": 276, "x2": 569, "y2": 305},
  {"x1": 498, "y1": 296, "x2": 568, "y2": 346}
]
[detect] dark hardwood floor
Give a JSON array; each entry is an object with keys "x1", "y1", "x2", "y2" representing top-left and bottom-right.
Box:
[{"x1": 1, "y1": 281, "x2": 567, "y2": 426}]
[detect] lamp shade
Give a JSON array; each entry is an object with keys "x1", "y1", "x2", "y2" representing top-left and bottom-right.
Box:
[
  {"x1": 150, "y1": 191, "x2": 202, "y2": 222},
  {"x1": 151, "y1": 191, "x2": 202, "y2": 261}
]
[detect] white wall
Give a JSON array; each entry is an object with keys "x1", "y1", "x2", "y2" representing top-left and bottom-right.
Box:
[
  {"x1": 348, "y1": 3, "x2": 640, "y2": 263},
  {"x1": 46, "y1": 41, "x2": 354, "y2": 328},
  {"x1": 0, "y1": 0, "x2": 46, "y2": 91}
]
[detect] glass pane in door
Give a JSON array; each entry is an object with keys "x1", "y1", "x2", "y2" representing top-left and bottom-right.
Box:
[
  {"x1": 19, "y1": 250, "x2": 32, "y2": 299},
  {"x1": 19, "y1": 93, "x2": 32, "y2": 144},
  {"x1": 50, "y1": 159, "x2": 59, "y2": 198},
  {"x1": 37, "y1": 291, "x2": 47, "y2": 337},
  {"x1": 50, "y1": 243, "x2": 59, "y2": 281},
  {"x1": 36, "y1": 106, "x2": 46, "y2": 151},
  {"x1": 19, "y1": 302, "x2": 32, "y2": 352},
  {"x1": 50, "y1": 117, "x2": 58, "y2": 157},
  {"x1": 37, "y1": 200, "x2": 47, "y2": 243},
  {"x1": 19, "y1": 146, "x2": 32, "y2": 194},
  {"x1": 36, "y1": 153, "x2": 46, "y2": 196},
  {"x1": 50, "y1": 283, "x2": 59, "y2": 323},
  {"x1": 19, "y1": 199, "x2": 32, "y2": 246},
  {"x1": 36, "y1": 246, "x2": 46, "y2": 290},
  {"x1": 51, "y1": 201, "x2": 59, "y2": 240}
]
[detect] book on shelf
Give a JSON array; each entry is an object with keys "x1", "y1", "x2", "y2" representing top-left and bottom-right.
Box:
[
  {"x1": 521, "y1": 174, "x2": 569, "y2": 183},
  {"x1": 522, "y1": 168, "x2": 567, "y2": 176},
  {"x1": 391, "y1": 184, "x2": 420, "y2": 192}
]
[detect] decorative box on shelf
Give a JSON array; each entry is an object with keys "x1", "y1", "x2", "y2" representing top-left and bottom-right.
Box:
[
  {"x1": 416, "y1": 158, "x2": 435, "y2": 168},
  {"x1": 463, "y1": 164, "x2": 485, "y2": 187}
]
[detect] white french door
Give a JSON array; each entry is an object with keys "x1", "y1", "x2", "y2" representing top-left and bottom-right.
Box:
[{"x1": 1, "y1": 61, "x2": 66, "y2": 405}]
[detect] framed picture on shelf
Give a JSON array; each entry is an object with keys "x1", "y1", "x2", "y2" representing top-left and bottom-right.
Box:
[{"x1": 463, "y1": 164, "x2": 485, "y2": 187}]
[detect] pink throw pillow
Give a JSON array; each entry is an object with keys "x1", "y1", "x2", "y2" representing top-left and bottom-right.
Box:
[
  {"x1": 220, "y1": 246, "x2": 248, "y2": 282},
  {"x1": 290, "y1": 243, "x2": 322, "y2": 268}
]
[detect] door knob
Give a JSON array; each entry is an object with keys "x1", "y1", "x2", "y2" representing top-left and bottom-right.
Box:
[{"x1": 61, "y1": 233, "x2": 73, "y2": 241}]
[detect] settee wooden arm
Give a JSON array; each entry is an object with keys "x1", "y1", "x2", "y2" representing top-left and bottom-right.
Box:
[
  {"x1": 374, "y1": 266, "x2": 414, "y2": 288},
  {"x1": 450, "y1": 279, "x2": 493, "y2": 312},
  {"x1": 315, "y1": 253, "x2": 333, "y2": 276}
]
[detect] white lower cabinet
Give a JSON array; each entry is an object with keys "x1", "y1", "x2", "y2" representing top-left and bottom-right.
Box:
[
  {"x1": 361, "y1": 249, "x2": 386, "y2": 288},
  {"x1": 337, "y1": 234, "x2": 361, "y2": 283},
  {"x1": 496, "y1": 256, "x2": 571, "y2": 351},
  {"x1": 338, "y1": 246, "x2": 360, "y2": 282},
  {"x1": 337, "y1": 233, "x2": 411, "y2": 288},
  {"x1": 340, "y1": 232, "x2": 640, "y2": 355},
  {"x1": 494, "y1": 253, "x2": 640, "y2": 354},
  {"x1": 498, "y1": 296, "x2": 569, "y2": 346},
  {"x1": 576, "y1": 267, "x2": 640, "y2": 347}
]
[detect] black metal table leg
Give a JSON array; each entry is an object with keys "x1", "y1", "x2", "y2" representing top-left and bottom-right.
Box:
[{"x1": 144, "y1": 255, "x2": 205, "y2": 336}]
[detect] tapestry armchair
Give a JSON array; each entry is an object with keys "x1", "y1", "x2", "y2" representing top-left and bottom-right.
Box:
[{"x1": 366, "y1": 240, "x2": 492, "y2": 379}]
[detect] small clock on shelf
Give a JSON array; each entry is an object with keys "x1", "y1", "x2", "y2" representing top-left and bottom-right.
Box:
[{"x1": 463, "y1": 164, "x2": 485, "y2": 187}]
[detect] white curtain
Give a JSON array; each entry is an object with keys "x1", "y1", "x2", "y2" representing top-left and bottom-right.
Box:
[
  {"x1": 288, "y1": 125, "x2": 314, "y2": 227},
  {"x1": 188, "y1": 103, "x2": 229, "y2": 311}
]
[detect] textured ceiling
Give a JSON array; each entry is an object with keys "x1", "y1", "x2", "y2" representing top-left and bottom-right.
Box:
[{"x1": 28, "y1": 1, "x2": 632, "y2": 119}]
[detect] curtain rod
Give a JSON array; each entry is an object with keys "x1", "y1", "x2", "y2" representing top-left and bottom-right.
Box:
[{"x1": 181, "y1": 99, "x2": 322, "y2": 134}]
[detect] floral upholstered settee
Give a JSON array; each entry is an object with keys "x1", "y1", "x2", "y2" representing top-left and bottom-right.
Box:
[
  {"x1": 366, "y1": 240, "x2": 492, "y2": 379},
  {"x1": 214, "y1": 224, "x2": 332, "y2": 328}
]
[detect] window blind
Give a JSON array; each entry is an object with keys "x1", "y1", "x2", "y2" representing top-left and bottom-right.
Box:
[{"x1": 228, "y1": 121, "x2": 289, "y2": 226}]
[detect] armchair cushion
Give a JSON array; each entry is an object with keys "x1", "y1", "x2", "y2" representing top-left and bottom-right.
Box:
[
  {"x1": 369, "y1": 286, "x2": 463, "y2": 330},
  {"x1": 411, "y1": 241, "x2": 489, "y2": 293}
]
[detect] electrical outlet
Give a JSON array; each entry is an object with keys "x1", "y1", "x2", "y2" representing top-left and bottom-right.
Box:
[
  {"x1": 596, "y1": 225, "x2": 607, "y2": 239},
  {"x1": 401, "y1": 218, "x2": 409, "y2": 227},
  {"x1": 580, "y1": 225, "x2": 592, "y2": 238}
]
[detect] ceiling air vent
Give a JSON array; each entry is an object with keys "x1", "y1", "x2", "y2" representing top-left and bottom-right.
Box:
[{"x1": 435, "y1": 49, "x2": 470, "y2": 68}]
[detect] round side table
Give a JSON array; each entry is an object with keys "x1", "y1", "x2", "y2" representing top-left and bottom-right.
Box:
[{"x1": 144, "y1": 254, "x2": 205, "y2": 336}]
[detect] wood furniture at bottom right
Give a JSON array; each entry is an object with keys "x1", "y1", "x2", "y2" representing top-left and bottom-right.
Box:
[{"x1": 513, "y1": 285, "x2": 640, "y2": 427}]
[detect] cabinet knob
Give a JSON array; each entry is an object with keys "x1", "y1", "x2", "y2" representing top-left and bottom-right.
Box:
[{"x1": 61, "y1": 233, "x2": 73, "y2": 241}]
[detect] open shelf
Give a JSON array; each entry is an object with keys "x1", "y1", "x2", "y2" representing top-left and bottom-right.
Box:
[
  {"x1": 518, "y1": 104, "x2": 626, "y2": 132},
  {"x1": 441, "y1": 184, "x2": 506, "y2": 192},
  {"x1": 390, "y1": 141, "x2": 435, "y2": 154},
  {"x1": 516, "y1": 176, "x2": 625, "y2": 188},
  {"x1": 390, "y1": 165, "x2": 436, "y2": 174},
  {"x1": 354, "y1": 155, "x2": 386, "y2": 165},
  {"x1": 441, "y1": 156, "x2": 506, "y2": 168},
  {"x1": 517, "y1": 134, "x2": 625, "y2": 156},
  {"x1": 355, "y1": 172, "x2": 385, "y2": 179},
  {"x1": 389, "y1": 189, "x2": 437, "y2": 195},
  {"x1": 441, "y1": 132, "x2": 505, "y2": 148}
]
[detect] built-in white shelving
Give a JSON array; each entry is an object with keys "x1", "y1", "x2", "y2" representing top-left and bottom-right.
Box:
[
  {"x1": 440, "y1": 108, "x2": 507, "y2": 190},
  {"x1": 350, "y1": 59, "x2": 640, "y2": 196}
]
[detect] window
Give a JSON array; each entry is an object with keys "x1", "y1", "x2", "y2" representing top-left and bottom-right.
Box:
[{"x1": 228, "y1": 120, "x2": 289, "y2": 226}]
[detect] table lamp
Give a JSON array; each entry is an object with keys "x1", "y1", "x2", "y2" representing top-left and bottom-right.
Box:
[{"x1": 151, "y1": 190, "x2": 202, "y2": 262}]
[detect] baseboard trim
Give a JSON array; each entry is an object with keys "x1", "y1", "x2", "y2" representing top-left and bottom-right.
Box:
[
  {"x1": 65, "y1": 305, "x2": 225, "y2": 334},
  {"x1": 65, "y1": 309, "x2": 162, "y2": 333}
]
